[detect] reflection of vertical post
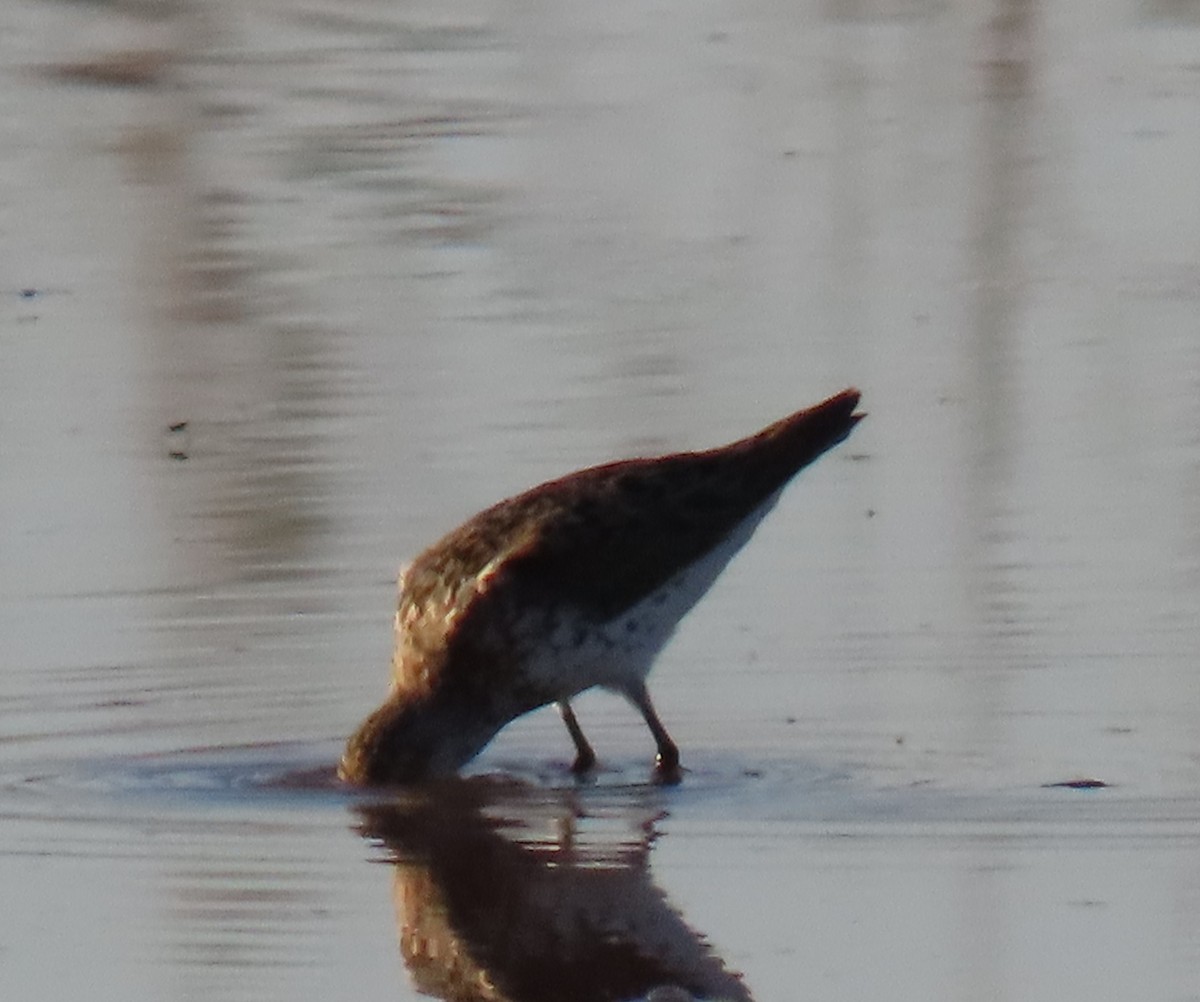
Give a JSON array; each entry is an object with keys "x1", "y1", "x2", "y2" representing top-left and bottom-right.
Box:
[
  {"x1": 969, "y1": 0, "x2": 1034, "y2": 516},
  {"x1": 826, "y1": 0, "x2": 871, "y2": 349},
  {"x1": 117, "y1": 7, "x2": 336, "y2": 581},
  {"x1": 960, "y1": 2, "x2": 1038, "y2": 998},
  {"x1": 964, "y1": 0, "x2": 1038, "y2": 660}
]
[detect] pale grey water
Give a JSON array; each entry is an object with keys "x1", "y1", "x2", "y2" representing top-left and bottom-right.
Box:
[{"x1": 3, "y1": 1, "x2": 1200, "y2": 1000}]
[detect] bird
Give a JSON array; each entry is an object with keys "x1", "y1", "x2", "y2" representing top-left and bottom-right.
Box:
[{"x1": 339, "y1": 388, "x2": 863, "y2": 785}]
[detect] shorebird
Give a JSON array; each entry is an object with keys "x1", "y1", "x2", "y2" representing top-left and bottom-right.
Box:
[{"x1": 340, "y1": 388, "x2": 863, "y2": 785}]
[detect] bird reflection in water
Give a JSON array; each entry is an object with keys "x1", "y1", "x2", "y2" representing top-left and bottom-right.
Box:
[{"x1": 354, "y1": 776, "x2": 752, "y2": 1002}]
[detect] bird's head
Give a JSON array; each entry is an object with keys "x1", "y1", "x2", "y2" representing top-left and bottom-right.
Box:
[{"x1": 338, "y1": 693, "x2": 495, "y2": 786}]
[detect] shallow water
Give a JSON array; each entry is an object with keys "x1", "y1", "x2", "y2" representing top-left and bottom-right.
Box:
[{"x1": 3, "y1": 0, "x2": 1200, "y2": 1000}]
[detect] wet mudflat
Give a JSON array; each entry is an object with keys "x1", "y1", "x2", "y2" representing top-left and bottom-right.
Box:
[{"x1": 3, "y1": 1, "x2": 1200, "y2": 1000}]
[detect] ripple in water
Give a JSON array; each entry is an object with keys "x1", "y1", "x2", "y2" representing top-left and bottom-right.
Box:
[{"x1": 4, "y1": 739, "x2": 850, "y2": 820}]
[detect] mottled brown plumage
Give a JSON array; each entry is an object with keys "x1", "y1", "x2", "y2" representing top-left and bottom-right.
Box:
[{"x1": 340, "y1": 389, "x2": 863, "y2": 785}]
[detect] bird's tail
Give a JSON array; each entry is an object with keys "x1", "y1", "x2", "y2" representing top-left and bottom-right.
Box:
[{"x1": 727, "y1": 387, "x2": 864, "y2": 485}]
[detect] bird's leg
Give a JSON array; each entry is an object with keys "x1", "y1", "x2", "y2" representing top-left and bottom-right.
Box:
[
  {"x1": 623, "y1": 681, "x2": 681, "y2": 782},
  {"x1": 558, "y1": 700, "x2": 597, "y2": 773}
]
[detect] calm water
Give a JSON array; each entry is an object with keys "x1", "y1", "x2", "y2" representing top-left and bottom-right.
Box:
[{"x1": 3, "y1": 1, "x2": 1200, "y2": 999}]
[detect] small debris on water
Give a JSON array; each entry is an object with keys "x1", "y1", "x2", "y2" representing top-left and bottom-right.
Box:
[{"x1": 165, "y1": 420, "x2": 191, "y2": 460}]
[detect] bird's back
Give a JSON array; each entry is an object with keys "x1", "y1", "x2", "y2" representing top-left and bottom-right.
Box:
[{"x1": 393, "y1": 389, "x2": 862, "y2": 687}]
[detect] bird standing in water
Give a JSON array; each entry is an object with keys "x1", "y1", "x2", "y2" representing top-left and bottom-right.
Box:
[{"x1": 340, "y1": 388, "x2": 863, "y2": 785}]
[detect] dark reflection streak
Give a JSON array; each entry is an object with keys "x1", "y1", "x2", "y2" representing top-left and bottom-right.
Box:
[
  {"x1": 959, "y1": 0, "x2": 1039, "y2": 999},
  {"x1": 967, "y1": 0, "x2": 1036, "y2": 581},
  {"x1": 355, "y1": 778, "x2": 753, "y2": 1002},
  {"x1": 825, "y1": 0, "x2": 871, "y2": 351},
  {"x1": 120, "y1": 41, "x2": 339, "y2": 586},
  {"x1": 964, "y1": 0, "x2": 1039, "y2": 742}
]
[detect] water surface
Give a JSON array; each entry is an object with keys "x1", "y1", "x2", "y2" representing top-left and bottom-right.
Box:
[{"x1": 3, "y1": 1, "x2": 1200, "y2": 1000}]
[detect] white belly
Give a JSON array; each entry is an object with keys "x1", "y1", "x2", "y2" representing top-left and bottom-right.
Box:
[{"x1": 518, "y1": 489, "x2": 784, "y2": 698}]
